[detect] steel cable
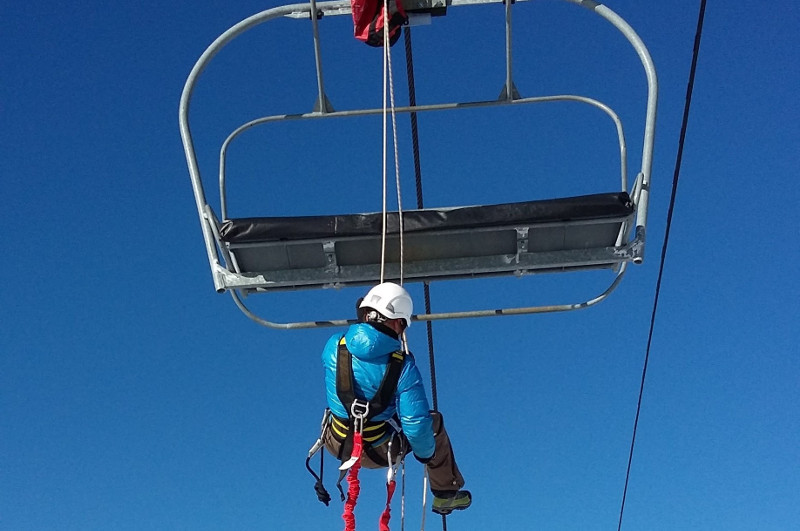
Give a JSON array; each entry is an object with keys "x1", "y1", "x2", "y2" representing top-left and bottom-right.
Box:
[{"x1": 617, "y1": 1, "x2": 707, "y2": 529}]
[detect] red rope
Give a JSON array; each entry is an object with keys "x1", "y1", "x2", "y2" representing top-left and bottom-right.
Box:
[
  {"x1": 378, "y1": 479, "x2": 397, "y2": 531},
  {"x1": 342, "y1": 432, "x2": 363, "y2": 531}
]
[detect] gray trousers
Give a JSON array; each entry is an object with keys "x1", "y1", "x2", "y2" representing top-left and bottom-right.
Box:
[{"x1": 324, "y1": 411, "x2": 465, "y2": 493}]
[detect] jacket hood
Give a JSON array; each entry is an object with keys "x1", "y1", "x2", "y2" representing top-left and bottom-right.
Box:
[{"x1": 344, "y1": 323, "x2": 400, "y2": 361}]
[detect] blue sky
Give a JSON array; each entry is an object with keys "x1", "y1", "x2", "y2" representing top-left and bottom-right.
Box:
[{"x1": 3, "y1": 1, "x2": 798, "y2": 530}]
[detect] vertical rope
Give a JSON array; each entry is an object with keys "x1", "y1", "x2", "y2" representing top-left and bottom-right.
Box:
[
  {"x1": 403, "y1": 25, "x2": 445, "y2": 531},
  {"x1": 380, "y1": 4, "x2": 390, "y2": 283},
  {"x1": 617, "y1": 1, "x2": 707, "y2": 529},
  {"x1": 401, "y1": 460, "x2": 406, "y2": 530},
  {"x1": 403, "y1": 27, "x2": 439, "y2": 412},
  {"x1": 380, "y1": 3, "x2": 405, "y2": 284},
  {"x1": 387, "y1": 32, "x2": 404, "y2": 284}
]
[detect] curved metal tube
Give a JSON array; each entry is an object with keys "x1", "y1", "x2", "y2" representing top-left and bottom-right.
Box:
[
  {"x1": 231, "y1": 263, "x2": 627, "y2": 329},
  {"x1": 219, "y1": 94, "x2": 629, "y2": 220},
  {"x1": 180, "y1": 3, "x2": 326, "y2": 289},
  {"x1": 568, "y1": 0, "x2": 658, "y2": 230}
]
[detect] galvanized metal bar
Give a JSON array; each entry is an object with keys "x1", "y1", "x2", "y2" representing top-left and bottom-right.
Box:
[
  {"x1": 219, "y1": 94, "x2": 628, "y2": 200},
  {"x1": 568, "y1": 0, "x2": 658, "y2": 232},
  {"x1": 502, "y1": 0, "x2": 515, "y2": 101},
  {"x1": 281, "y1": 0, "x2": 527, "y2": 19},
  {"x1": 230, "y1": 263, "x2": 627, "y2": 329},
  {"x1": 215, "y1": 242, "x2": 637, "y2": 292},
  {"x1": 181, "y1": 3, "x2": 318, "y2": 290},
  {"x1": 308, "y1": 0, "x2": 332, "y2": 113},
  {"x1": 202, "y1": 204, "x2": 241, "y2": 278}
]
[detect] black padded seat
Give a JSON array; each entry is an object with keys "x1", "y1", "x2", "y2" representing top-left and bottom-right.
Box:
[
  {"x1": 220, "y1": 192, "x2": 633, "y2": 243},
  {"x1": 217, "y1": 192, "x2": 635, "y2": 290}
]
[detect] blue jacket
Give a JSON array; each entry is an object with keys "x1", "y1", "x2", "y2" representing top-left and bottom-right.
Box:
[{"x1": 322, "y1": 323, "x2": 435, "y2": 460}]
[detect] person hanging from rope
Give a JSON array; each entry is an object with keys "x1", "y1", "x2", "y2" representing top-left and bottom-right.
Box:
[{"x1": 310, "y1": 282, "x2": 471, "y2": 517}]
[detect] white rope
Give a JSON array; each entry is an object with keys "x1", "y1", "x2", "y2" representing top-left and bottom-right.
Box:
[
  {"x1": 380, "y1": 18, "x2": 389, "y2": 284},
  {"x1": 387, "y1": 21, "x2": 404, "y2": 285},
  {"x1": 419, "y1": 469, "x2": 428, "y2": 531},
  {"x1": 379, "y1": 1, "x2": 405, "y2": 285},
  {"x1": 401, "y1": 458, "x2": 406, "y2": 531}
]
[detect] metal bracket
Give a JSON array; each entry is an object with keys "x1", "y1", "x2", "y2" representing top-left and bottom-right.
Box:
[
  {"x1": 515, "y1": 227, "x2": 529, "y2": 260},
  {"x1": 323, "y1": 241, "x2": 338, "y2": 273}
]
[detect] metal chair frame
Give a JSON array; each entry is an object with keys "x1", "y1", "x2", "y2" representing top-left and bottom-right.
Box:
[{"x1": 179, "y1": 0, "x2": 658, "y2": 329}]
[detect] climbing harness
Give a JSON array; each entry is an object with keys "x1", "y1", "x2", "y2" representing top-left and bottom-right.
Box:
[
  {"x1": 334, "y1": 333, "x2": 405, "y2": 468},
  {"x1": 306, "y1": 334, "x2": 409, "y2": 529},
  {"x1": 335, "y1": 336, "x2": 406, "y2": 458}
]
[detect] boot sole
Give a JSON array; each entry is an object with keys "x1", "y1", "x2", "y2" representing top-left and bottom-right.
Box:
[{"x1": 432, "y1": 500, "x2": 471, "y2": 515}]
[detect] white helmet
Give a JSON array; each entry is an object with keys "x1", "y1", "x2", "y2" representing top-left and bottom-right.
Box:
[{"x1": 359, "y1": 282, "x2": 413, "y2": 327}]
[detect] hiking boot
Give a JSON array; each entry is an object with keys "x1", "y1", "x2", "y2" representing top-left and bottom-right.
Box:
[{"x1": 432, "y1": 490, "x2": 472, "y2": 515}]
